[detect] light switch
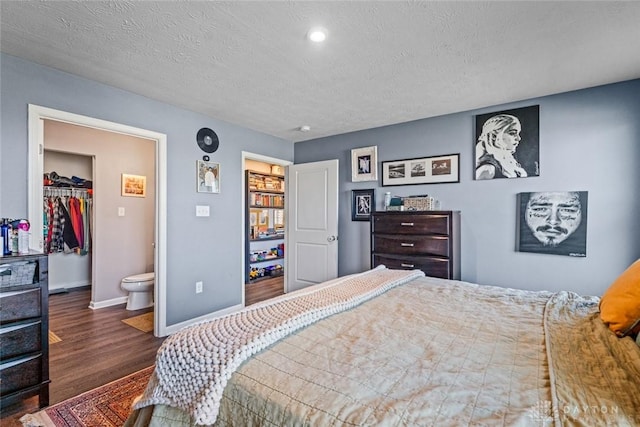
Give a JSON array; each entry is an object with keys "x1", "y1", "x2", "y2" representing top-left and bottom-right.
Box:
[
  {"x1": 196, "y1": 205, "x2": 210, "y2": 217},
  {"x1": 118, "y1": 207, "x2": 125, "y2": 217}
]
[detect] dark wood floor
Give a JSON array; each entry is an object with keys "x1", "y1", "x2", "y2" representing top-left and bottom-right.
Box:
[
  {"x1": 245, "y1": 275, "x2": 285, "y2": 305},
  {"x1": 1, "y1": 277, "x2": 284, "y2": 425}
]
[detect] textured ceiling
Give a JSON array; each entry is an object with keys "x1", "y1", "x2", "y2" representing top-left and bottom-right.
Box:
[{"x1": 2, "y1": 1, "x2": 640, "y2": 143}]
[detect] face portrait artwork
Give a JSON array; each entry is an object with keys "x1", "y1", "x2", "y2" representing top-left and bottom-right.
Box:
[
  {"x1": 475, "y1": 105, "x2": 539, "y2": 180},
  {"x1": 517, "y1": 191, "x2": 588, "y2": 257}
]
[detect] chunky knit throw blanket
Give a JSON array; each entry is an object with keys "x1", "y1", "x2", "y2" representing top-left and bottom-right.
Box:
[{"x1": 134, "y1": 266, "x2": 424, "y2": 425}]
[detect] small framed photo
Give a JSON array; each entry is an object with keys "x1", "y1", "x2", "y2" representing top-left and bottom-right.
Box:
[
  {"x1": 121, "y1": 174, "x2": 146, "y2": 197},
  {"x1": 197, "y1": 160, "x2": 220, "y2": 193},
  {"x1": 351, "y1": 146, "x2": 378, "y2": 182},
  {"x1": 381, "y1": 153, "x2": 460, "y2": 186},
  {"x1": 351, "y1": 189, "x2": 375, "y2": 221}
]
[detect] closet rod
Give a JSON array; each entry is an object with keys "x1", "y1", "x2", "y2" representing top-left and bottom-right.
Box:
[{"x1": 43, "y1": 187, "x2": 92, "y2": 197}]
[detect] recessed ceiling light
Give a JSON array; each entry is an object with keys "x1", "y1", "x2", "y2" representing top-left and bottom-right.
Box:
[
  {"x1": 307, "y1": 27, "x2": 327, "y2": 43},
  {"x1": 299, "y1": 125, "x2": 311, "y2": 132}
]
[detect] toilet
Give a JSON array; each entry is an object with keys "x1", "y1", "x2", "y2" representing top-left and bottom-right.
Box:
[{"x1": 121, "y1": 272, "x2": 154, "y2": 311}]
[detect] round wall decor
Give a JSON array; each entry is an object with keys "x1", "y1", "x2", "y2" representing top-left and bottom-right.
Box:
[{"x1": 196, "y1": 128, "x2": 219, "y2": 153}]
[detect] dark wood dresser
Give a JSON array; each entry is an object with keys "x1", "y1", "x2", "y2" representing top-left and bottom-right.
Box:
[
  {"x1": 371, "y1": 211, "x2": 460, "y2": 279},
  {"x1": 0, "y1": 252, "x2": 49, "y2": 409}
]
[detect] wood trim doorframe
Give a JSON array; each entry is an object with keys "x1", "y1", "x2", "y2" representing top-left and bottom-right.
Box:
[{"x1": 27, "y1": 105, "x2": 169, "y2": 337}]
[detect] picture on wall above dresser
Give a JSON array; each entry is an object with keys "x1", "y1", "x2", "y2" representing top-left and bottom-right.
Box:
[
  {"x1": 517, "y1": 191, "x2": 588, "y2": 257},
  {"x1": 475, "y1": 105, "x2": 539, "y2": 180},
  {"x1": 381, "y1": 154, "x2": 460, "y2": 186}
]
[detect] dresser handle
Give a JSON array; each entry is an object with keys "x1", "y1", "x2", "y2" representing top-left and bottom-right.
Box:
[
  {"x1": 401, "y1": 263, "x2": 414, "y2": 268},
  {"x1": 400, "y1": 243, "x2": 414, "y2": 247},
  {"x1": 400, "y1": 222, "x2": 414, "y2": 226}
]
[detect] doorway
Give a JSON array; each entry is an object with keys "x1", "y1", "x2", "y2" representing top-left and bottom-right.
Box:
[
  {"x1": 43, "y1": 150, "x2": 94, "y2": 294},
  {"x1": 27, "y1": 105, "x2": 169, "y2": 336},
  {"x1": 241, "y1": 152, "x2": 291, "y2": 306}
]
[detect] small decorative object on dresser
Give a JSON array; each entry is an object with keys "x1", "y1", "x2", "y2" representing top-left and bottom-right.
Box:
[
  {"x1": 371, "y1": 211, "x2": 460, "y2": 279},
  {"x1": 0, "y1": 252, "x2": 50, "y2": 410}
]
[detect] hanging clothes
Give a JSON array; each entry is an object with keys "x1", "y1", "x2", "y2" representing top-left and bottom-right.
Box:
[{"x1": 43, "y1": 188, "x2": 91, "y2": 255}]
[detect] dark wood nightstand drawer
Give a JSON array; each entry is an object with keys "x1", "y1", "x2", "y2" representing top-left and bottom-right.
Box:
[
  {"x1": 0, "y1": 321, "x2": 42, "y2": 361},
  {"x1": 372, "y1": 213, "x2": 450, "y2": 235},
  {"x1": 373, "y1": 234, "x2": 450, "y2": 257},
  {"x1": 0, "y1": 354, "x2": 42, "y2": 395},
  {"x1": 373, "y1": 254, "x2": 451, "y2": 279},
  {"x1": 0, "y1": 288, "x2": 41, "y2": 324}
]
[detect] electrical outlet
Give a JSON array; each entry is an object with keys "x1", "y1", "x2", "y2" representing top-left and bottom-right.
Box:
[{"x1": 195, "y1": 281, "x2": 203, "y2": 293}]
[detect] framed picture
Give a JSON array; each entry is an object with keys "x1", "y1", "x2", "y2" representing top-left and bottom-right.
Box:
[
  {"x1": 516, "y1": 191, "x2": 588, "y2": 257},
  {"x1": 351, "y1": 189, "x2": 375, "y2": 221},
  {"x1": 381, "y1": 153, "x2": 460, "y2": 186},
  {"x1": 259, "y1": 209, "x2": 269, "y2": 230},
  {"x1": 351, "y1": 146, "x2": 378, "y2": 182},
  {"x1": 197, "y1": 160, "x2": 220, "y2": 193},
  {"x1": 121, "y1": 174, "x2": 146, "y2": 197},
  {"x1": 475, "y1": 105, "x2": 539, "y2": 180}
]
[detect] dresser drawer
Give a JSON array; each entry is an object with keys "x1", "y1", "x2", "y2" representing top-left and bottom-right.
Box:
[
  {"x1": 0, "y1": 288, "x2": 41, "y2": 324},
  {"x1": 372, "y1": 214, "x2": 450, "y2": 235},
  {"x1": 0, "y1": 321, "x2": 42, "y2": 361},
  {"x1": 0, "y1": 354, "x2": 42, "y2": 395},
  {"x1": 373, "y1": 234, "x2": 449, "y2": 257},
  {"x1": 373, "y1": 254, "x2": 452, "y2": 279}
]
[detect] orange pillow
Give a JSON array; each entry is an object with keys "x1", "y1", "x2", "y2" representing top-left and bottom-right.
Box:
[{"x1": 599, "y1": 259, "x2": 640, "y2": 337}]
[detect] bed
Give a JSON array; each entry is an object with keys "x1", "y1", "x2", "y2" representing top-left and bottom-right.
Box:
[{"x1": 125, "y1": 264, "x2": 640, "y2": 426}]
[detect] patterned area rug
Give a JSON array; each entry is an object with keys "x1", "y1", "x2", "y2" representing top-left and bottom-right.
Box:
[
  {"x1": 121, "y1": 312, "x2": 154, "y2": 333},
  {"x1": 20, "y1": 366, "x2": 154, "y2": 427}
]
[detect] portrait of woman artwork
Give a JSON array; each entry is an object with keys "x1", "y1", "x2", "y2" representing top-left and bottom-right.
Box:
[{"x1": 474, "y1": 105, "x2": 539, "y2": 180}]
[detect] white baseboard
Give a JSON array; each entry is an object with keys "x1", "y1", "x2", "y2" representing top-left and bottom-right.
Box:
[
  {"x1": 163, "y1": 303, "x2": 244, "y2": 336},
  {"x1": 49, "y1": 280, "x2": 91, "y2": 291},
  {"x1": 89, "y1": 296, "x2": 128, "y2": 310}
]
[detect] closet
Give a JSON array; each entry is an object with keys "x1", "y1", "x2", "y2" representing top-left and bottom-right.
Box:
[
  {"x1": 43, "y1": 151, "x2": 93, "y2": 292},
  {"x1": 244, "y1": 160, "x2": 285, "y2": 286}
]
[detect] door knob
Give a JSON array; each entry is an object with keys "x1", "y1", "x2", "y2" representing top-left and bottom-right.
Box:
[{"x1": 327, "y1": 235, "x2": 337, "y2": 242}]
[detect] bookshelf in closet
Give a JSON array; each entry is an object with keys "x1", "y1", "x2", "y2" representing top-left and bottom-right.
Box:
[{"x1": 245, "y1": 170, "x2": 285, "y2": 284}]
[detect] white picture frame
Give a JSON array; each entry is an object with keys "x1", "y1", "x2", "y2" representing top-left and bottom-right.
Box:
[
  {"x1": 196, "y1": 160, "x2": 220, "y2": 193},
  {"x1": 351, "y1": 145, "x2": 378, "y2": 182}
]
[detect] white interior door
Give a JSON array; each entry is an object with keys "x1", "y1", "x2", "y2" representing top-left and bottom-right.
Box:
[{"x1": 285, "y1": 159, "x2": 339, "y2": 292}]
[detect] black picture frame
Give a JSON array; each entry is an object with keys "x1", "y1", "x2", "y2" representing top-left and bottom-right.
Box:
[
  {"x1": 381, "y1": 153, "x2": 460, "y2": 186},
  {"x1": 475, "y1": 105, "x2": 540, "y2": 180},
  {"x1": 516, "y1": 191, "x2": 588, "y2": 257},
  {"x1": 351, "y1": 189, "x2": 375, "y2": 221}
]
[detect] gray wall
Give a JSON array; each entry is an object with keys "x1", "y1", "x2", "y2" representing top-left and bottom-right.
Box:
[
  {"x1": 0, "y1": 53, "x2": 294, "y2": 325},
  {"x1": 295, "y1": 79, "x2": 640, "y2": 296}
]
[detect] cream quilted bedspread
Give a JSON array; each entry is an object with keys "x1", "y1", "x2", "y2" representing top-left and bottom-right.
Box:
[{"x1": 125, "y1": 272, "x2": 640, "y2": 427}]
